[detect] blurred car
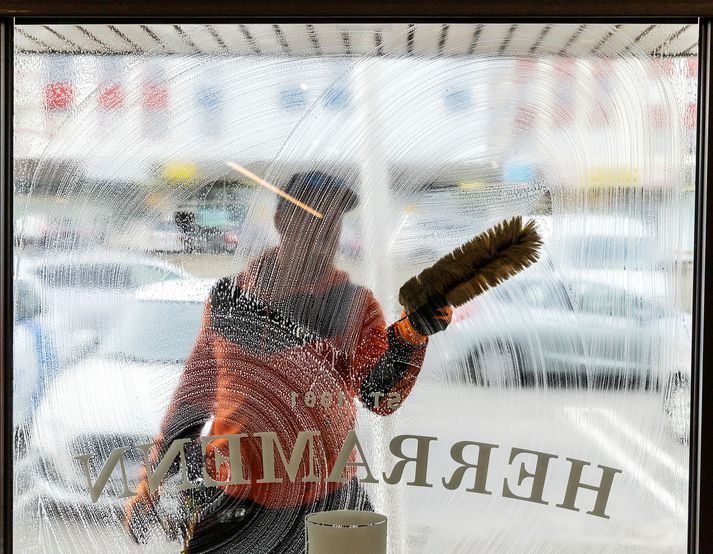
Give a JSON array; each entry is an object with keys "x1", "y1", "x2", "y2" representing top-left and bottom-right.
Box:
[
  {"x1": 145, "y1": 221, "x2": 185, "y2": 253},
  {"x1": 16, "y1": 252, "x2": 189, "y2": 333},
  {"x1": 392, "y1": 215, "x2": 476, "y2": 265},
  {"x1": 427, "y1": 266, "x2": 690, "y2": 393},
  {"x1": 393, "y1": 212, "x2": 662, "y2": 271},
  {"x1": 14, "y1": 278, "x2": 52, "y2": 435},
  {"x1": 16, "y1": 278, "x2": 214, "y2": 516},
  {"x1": 14, "y1": 277, "x2": 99, "y2": 455},
  {"x1": 220, "y1": 223, "x2": 242, "y2": 253},
  {"x1": 196, "y1": 225, "x2": 242, "y2": 254},
  {"x1": 16, "y1": 214, "x2": 108, "y2": 251},
  {"x1": 112, "y1": 221, "x2": 184, "y2": 253},
  {"x1": 113, "y1": 217, "x2": 245, "y2": 255},
  {"x1": 532, "y1": 214, "x2": 664, "y2": 271}
]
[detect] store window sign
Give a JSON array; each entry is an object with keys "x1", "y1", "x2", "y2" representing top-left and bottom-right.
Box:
[
  {"x1": 553, "y1": 59, "x2": 577, "y2": 127},
  {"x1": 686, "y1": 101, "x2": 697, "y2": 129},
  {"x1": 195, "y1": 85, "x2": 225, "y2": 137},
  {"x1": 280, "y1": 87, "x2": 307, "y2": 110},
  {"x1": 515, "y1": 105, "x2": 537, "y2": 130},
  {"x1": 585, "y1": 166, "x2": 640, "y2": 188},
  {"x1": 514, "y1": 58, "x2": 538, "y2": 85},
  {"x1": 98, "y1": 83, "x2": 125, "y2": 111},
  {"x1": 76, "y1": 431, "x2": 623, "y2": 520},
  {"x1": 654, "y1": 57, "x2": 675, "y2": 77},
  {"x1": 649, "y1": 104, "x2": 670, "y2": 129},
  {"x1": 142, "y1": 81, "x2": 169, "y2": 110},
  {"x1": 162, "y1": 161, "x2": 198, "y2": 182},
  {"x1": 44, "y1": 82, "x2": 74, "y2": 111},
  {"x1": 591, "y1": 103, "x2": 611, "y2": 128},
  {"x1": 324, "y1": 85, "x2": 350, "y2": 110},
  {"x1": 196, "y1": 86, "x2": 223, "y2": 111},
  {"x1": 591, "y1": 61, "x2": 613, "y2": 128},
  {"x1": 686, "y1": 57, "x2": 698, "y2": 78},
  {"x1": 444, "y1": 88, "x2": 472, "y2": 111}
]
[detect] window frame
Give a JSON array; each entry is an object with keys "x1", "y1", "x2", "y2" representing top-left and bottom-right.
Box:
[{"x1": 0, "y1": 6, "x2": 711, "y2": 553}]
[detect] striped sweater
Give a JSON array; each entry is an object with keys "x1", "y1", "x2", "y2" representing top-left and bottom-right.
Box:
[{"x1": 148, "y1": 247, "x2": 428, "y2": 508}]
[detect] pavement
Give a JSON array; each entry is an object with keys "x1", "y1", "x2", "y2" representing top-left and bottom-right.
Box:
[{"x1": 14, "y1": 384, "x2": 688, "y2": 553}]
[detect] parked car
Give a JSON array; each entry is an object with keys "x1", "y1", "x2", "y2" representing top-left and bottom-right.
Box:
[
  {"x1": 197, "y1": 225, "x2": 242, "y2": 254},
  {"x1": 392, "y1": 215, "x2": 477, "y2": 265},
  {"x1": 112, "y1": 220, "x2": 184, "y2": 254},
  {"x1": 14, "y1": 278, "x2": 51, "y2": 437},
  {"x1": 425, "y1": 262, "x2": 690, "y2": 392},
  {"x1": 16, "y1": 213, "x2": 112, "y2": 251},
  {"x1": 16, "y1": 278, "x2": 214, "y2": 516},
  {"x1": 16, "y1": 252, "x2": 189, "y2": 333},
  {"x1": 14, "y1": 277, "x2": 99, "y2": 456},
  {"x1": 532, "y1": 214, "x2": 664, "y2": 271},
  {"x1": 144, "y1": 221, "x2": 185, "y2": 253}
]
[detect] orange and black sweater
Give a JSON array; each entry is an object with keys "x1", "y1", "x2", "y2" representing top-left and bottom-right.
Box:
[{"x1": 144, "y1": 247, "x2": 428, "y2": 509}]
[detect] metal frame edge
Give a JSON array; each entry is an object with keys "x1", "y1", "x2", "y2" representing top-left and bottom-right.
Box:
[{"x1": 1, "y1": 15, "x2": 14, "y2": 554}]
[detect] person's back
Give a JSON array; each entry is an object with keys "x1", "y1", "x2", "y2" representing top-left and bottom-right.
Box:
[
  {"x1": 125, "y1": 171, "x2": 453, "y2": 553},
  {"x1": 201, "y1": 248, "x2": 423, "y2": 506}
]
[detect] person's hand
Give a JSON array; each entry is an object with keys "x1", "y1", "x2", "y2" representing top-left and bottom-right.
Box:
[
  {"x1": 395, "y1": 296, "x2": 453, "y2": 344},
  {"x1": 408, "y1": 295, "x2": 453, "y2": 335},
  {"x1": 124, "y1": 480, "x2": 159, "y2": 544}
]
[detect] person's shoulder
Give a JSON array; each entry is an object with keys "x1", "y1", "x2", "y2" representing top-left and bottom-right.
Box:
[
  {"x1": 330, "y1": 272, "x2": 378, "y2": 309},
  {"x1": 210, "y1": 275, "x2": 239, "y2": 293},
  {"x1": 331, "y1": 268, "x2": 352, "y2": 287},
  {"x1": 208, "y1": 275, "x2": 244, "y2": 304},
  {"x1": 329, "y1": 270, "x2": 366, "y2": 295}
]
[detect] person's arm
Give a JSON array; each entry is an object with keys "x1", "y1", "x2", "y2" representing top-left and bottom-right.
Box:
[
  {"x1": 124, "y1": 298, "x2": 218, "y2": 541},
  {"x1": 156, "y1": 300, "x2": 218, "y2": 452},
  {"x1": 351, "y1": 291, "x2": 451, "y2": 415}
]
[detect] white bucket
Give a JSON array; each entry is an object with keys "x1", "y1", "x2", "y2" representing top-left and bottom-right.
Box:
[{"x1": 305, "y1": 510, "x2": 387, "y2": 554}]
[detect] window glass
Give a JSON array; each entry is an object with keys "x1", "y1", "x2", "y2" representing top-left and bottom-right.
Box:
[
  {"x1": 131, "y1": 264, "x2": 182, "y2": 288},
  {"x1": 13, "y1": 23, "x2": 696, "y2": 553},
  {"x1": 100, "y1": 300, "x2": 204, "y2": 363},
  {"x1": 34, "y1": 263, "x2": 135, "y2": 289}
]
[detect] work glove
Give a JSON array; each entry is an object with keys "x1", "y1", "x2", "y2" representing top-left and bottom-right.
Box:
[{"x1": 395, "y1": 295, "x2": 453, "y2": 344}]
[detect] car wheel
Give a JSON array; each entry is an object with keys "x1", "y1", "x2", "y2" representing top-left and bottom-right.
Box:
[{"x1": 663, "y1": 372, "x2": 690, "y2": 445}]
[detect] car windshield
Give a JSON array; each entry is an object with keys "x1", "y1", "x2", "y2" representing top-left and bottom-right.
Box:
[
  {"x1": 509, "y1": 279, "x2": 668, "y2": 319},
  {"x1": 100, "y1": 300, "x2": 204, "y2": 363},
  {"x1": 570, "y1": 283, "x2": 667, "y2": 319}
]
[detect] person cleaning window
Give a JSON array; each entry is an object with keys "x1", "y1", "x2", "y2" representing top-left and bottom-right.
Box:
[{"x1": 124, "y1": 171, "x2": 453, "y2": 553}]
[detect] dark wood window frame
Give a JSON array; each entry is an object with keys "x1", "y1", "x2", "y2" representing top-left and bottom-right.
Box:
[{"x1": 0, "y1": 4, "x2": 711, "y2": 553}]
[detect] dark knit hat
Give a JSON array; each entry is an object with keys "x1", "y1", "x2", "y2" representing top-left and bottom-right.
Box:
[{"x1": 278, "y1": 171, "x2": 359, "y2": 217}]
